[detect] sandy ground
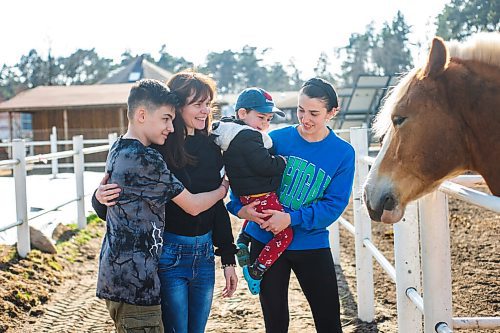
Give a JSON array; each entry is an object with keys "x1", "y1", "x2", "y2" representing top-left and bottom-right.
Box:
[{"x1": 0, "y1": 188, "x2": 498, "y2": 332}]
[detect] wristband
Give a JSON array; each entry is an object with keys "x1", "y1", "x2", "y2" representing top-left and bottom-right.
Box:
[{"x1": 221, "y1": 263, "x2": 236, "y2": 269}]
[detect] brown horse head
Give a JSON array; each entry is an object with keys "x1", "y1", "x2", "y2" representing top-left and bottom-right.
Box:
[{"x1": 364, "y1": 33, "x2": 500, "y2": 223}]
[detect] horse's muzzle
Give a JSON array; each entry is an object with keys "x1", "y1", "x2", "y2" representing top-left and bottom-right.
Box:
[{"x1": 364, "y1": 190, "x2": 398, "y2": 223}]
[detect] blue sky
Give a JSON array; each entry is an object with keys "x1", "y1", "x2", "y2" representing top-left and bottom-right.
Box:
[{"x1": 2, "y1": 0, "x2": 449, "y2": 77}]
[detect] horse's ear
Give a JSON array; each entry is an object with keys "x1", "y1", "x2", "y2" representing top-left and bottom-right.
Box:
[{"x1": 422, "y1": 37, "x2": 450, "y2": 78}]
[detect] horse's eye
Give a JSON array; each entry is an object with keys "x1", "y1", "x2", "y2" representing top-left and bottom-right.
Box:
[{"x1": 392, "y1": 116, "x2": 407, "y2": 127}]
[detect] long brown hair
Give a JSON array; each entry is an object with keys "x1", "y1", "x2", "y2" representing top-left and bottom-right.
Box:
[{"x1": 162, "y1": 70, "x2": 217, "y2": 168}]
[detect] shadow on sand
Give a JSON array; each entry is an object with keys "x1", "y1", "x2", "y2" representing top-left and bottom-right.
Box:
[{"x1": 336, "y1": 264, "x2": 380, "y2": 333}]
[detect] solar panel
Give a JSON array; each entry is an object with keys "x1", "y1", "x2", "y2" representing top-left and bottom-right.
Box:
[{"x1": 332, "y1": 75, "x2": 392, "y2": 134}]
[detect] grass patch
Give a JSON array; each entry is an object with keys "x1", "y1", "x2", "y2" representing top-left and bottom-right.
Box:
[
  {"x1": 87, "y1": 213, "x2": 103, "y2": 226},
  {"x1": 58, "y1": 242, "x2": 79, "y2": 263},
  {"x1": 74, "y1": 225, "x2": 103, "y2": 246},
  {"x1": 0, "y1": 246, "x2": 18, "y2": 264},
  {"x1": 14, "y1": 290, "x2": 32, "y2": 302},
  {"x1": 55, "y1": 213, "x2": 104, "y2": 262},
  {"x1": 0, "y1": 213, "x2": 104, "y2": 265},
  {"x1": 57, "y1": 214, "x2": 103, "y2": 245},
  {"x1": 47, "y1": 259, "x2": 62, "y2": 271}
]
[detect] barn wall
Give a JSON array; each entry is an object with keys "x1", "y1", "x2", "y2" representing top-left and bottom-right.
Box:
[{"x1": 31, "y1": 107, "x2": 126, "y2": 163}]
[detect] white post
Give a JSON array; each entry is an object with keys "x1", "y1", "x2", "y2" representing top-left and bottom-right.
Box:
[
  {"x1": 329, "y1": 219, "x2": 340, "y2": 266},
  {"x1": 50, "y1": 126, "x2": 58, "y2": 178},
  {"x1": 13, "y1": 140, "x2": 30, "y2": 258},
  {"x1": 394, "y1": 202, "x2": 423, "y2": 332},
  {"x1": 350, "y1": 127, "x2": 374, "y2": 321},
  {"x1": 28, "y1": 141, "x2": 34, "y2": 156},
  {"x1": 419, "y1": 191, "x2": 453, "y2": 332},
  {"x1": 108, "y1": 132, "x2": 118, "y2": 146},
  {"x1": 73, "y1": 135, "x2": 86, "y2": 229}
]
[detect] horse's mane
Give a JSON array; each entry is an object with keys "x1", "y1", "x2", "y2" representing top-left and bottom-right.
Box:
[
  {"x1": 448, "y1": 32, "x2": 500, "y2": 68},
  {"x1": 372, "y1": 32, "x2": 500, "y2": 138}
]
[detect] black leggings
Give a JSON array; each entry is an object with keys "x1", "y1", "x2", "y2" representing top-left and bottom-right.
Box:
[{"x1": 250, "y1": 239, "x2": 343, "y2": 333}]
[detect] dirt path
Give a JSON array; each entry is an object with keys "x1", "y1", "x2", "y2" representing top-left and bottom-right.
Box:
[
  {"x1": 3, "y1": 192, "x2": 498, "y2": 332},
  {"x1": 28, "y1": 277, "x2": 113, "y2": 333},
  {"x1": 22, "y1": 246, "x2": 387, "y2": 333},
  {"x1": 18, "y1": 212, "x2": 393, "y2": 333}
]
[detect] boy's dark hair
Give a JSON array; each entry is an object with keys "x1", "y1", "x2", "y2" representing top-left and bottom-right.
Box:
[
  {"x1": 127, "y1": 79, "x2": 179, "y2": 119},
  {"x1": 235, "y1": 108, "x2": 252, "y2": 119},
  {"x1": 127, "y1": 79, "x2": 187, "y2": 168},
  {"x1": 301, "y1": 78, "x2": 339, "y2": 111}
]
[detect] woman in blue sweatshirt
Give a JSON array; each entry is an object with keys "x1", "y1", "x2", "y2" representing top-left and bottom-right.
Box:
[{"x1": 227, "y1": 78, "x2": 355, "y2": 333}]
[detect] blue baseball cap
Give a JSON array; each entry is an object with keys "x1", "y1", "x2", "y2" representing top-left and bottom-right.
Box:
[{"x1": 234, "y1": 87, "x2": 285, "y2": 117}]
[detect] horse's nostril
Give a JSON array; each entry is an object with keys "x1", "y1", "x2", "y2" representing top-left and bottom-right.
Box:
[{"x1": 383, "y1": 194, "x2": 396, "y2": 211}]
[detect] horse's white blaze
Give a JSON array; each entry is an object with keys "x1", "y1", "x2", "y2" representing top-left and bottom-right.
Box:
[
  {"x1": 364, "y1": 129, "x2": 406, "y2": 223},
  {"x1": 364, "y1": 129, "x2": 394, "y2": 211}
]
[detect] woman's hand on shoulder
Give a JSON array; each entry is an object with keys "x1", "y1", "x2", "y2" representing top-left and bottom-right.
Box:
[
  {"x1": 222, "y1": 266, "x2": 238, "y2": 297},
  {"x1": 96, "y1": 173, "x2": 121, "y2": 206},
  {"x1": 237, "y1": 201, "x2": 270, "y2": 225}
]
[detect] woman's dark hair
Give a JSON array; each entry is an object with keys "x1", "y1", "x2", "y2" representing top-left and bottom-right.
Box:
[
  {"x1": 159, "y1": 70, "x2": 217, "y2": 168},
  {"x1": 301, "y1": 78, "x2": 339, "y2": 111},
  {"x1": 167, "y1": 70, "x2": 217, "y2": 136},
  {"x1": 152, "y1": 109, "x2": 191, "y2": 169}
]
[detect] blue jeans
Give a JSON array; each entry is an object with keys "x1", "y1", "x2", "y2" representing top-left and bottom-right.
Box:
[{"x1": 159, "y1": 231, "x2": 215, "y2": 333}]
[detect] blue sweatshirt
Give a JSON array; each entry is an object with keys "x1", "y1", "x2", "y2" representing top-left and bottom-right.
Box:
[{"x1": 227, "y1": 125, "x2": 355, "y2": 250}]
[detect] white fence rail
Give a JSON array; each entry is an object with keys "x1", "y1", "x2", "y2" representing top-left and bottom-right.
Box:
[
  {"x1": 0, "y1": 127, "x2": 114, "y2": 174},
  {"x1": 0, "y1": 133, "x2": 117, "y2": 258},
  {"x1": 330, "y1": 127, "x2": 500, "y2": 332}
]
